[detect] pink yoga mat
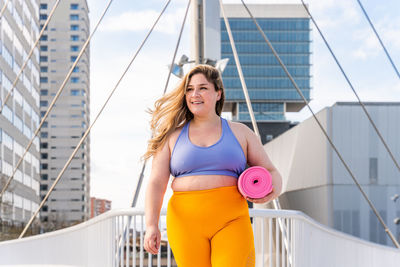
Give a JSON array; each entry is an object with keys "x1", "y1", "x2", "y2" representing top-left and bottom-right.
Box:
[{"x1": 238, "y1": 166, "x2": 273, "y2": 199}]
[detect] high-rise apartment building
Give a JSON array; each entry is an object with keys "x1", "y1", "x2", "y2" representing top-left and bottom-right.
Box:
[
  {"x1": 0, "y1": 0, "x2": 41, "y2": 225},
  {"x1": 221, "y1": 4, "x2": 311, "y2": 122},
  {"x1": 38, "y1": 0, "x2": 90, "y2": 225}
]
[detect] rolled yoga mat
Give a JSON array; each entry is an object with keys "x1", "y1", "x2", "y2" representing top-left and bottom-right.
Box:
[{"x1": 238, "y1": 166, "x2": 273, "y2": 199}]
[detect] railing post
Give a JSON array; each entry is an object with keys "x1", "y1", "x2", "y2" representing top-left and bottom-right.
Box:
[{"x1": 140, "y1": 216, "x2": 144, "y2": 267}]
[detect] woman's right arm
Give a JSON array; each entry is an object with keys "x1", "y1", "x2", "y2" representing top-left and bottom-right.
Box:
[{"x1": 144, "y1": 140, "x2": 171, "y2": 254}]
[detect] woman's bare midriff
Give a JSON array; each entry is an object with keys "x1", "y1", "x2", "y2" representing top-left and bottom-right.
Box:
[{"x1": 171, "y1": 175, "x2": 238, "y2": 192}]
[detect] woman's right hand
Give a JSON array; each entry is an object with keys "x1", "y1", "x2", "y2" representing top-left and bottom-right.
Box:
[{"x1": 144, "y1": 225, "x2": 161, "y2": 255}]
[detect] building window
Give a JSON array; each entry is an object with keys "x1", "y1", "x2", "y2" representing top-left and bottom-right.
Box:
[
  {"x1": 41, "y1": 153, "x2": 48, "y2": 159},
  {"x1": 73, "y1": 66, "x2": 80, "y2": 73},
  {"x1": 40, "y1": 142, "x2": 48, "y2": 149},
  {"x1": 70, "y1": 4, "x2": 79, "y2": 10},
  {"x1": 40, "y1": 184, "x2": 48, "y2": 190},
  {"x1": 40, "y1": 4, "x2": 48, "y2": 9},
  {"x1": 71, "y1": 24, "x2": 79, "y2": 31},
  {"x1": 71, "y1": 89, "x2": 81, "y2": 96},
  {"x1": 41, "y1": 174, "x2": 48, "y2": 180},
  {"x1": 41, "y1": 89, "x2": 48, "y2": 96},
  {"x1": 40, "y1": 35, "x2": 48, "y2": 41},
  {"x1": 40, "y1": 66, "x2": 48, "y2": 73},
  {"x1": 71, "y1": 35, "x2": 79, "y2": 41},
  {"x1": 40, "y1": 100, "x2": 48, "y2": 107},
  {"x1": 40, "y1": 77, "x2": 48, "y2": 83},
  {"x1": 71, "y1": 77, "x2": 79, "y2": 83},
  {"x1": 70, "y1": 14, "x2": 79, "y2": 21},
  {"x1": 40, "y1": 56, "x2": 48, "y2": 62},
  {"x1": 369, "y1": 157, "x2": 378, "y2": 184},
  {"x1": 2, "y1": 105, "x2": 13, "y2": 123},
  {"x1": 40, "y1": 45, "x2": 48, "y2": 52},
  {"x1": 40, "y1": 14, "x2": 48, "y2": 20},
  {"x1": 71, "y1": 45, "x2": 79, "y2": 52},
  {"x1": 41, "y1": 163, "x2": 48, "y2": 170},
  {"x1": 71, "y1": 56, "x2": 77, "y2": 62},
  {"x1": 40, "y1": 132, "x2": 48, "y2": 138}
]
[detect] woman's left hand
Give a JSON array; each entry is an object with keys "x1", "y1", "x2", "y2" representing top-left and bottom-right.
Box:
[{"x1": 245, "y1": 189, "x2": 276, "y2": 204}]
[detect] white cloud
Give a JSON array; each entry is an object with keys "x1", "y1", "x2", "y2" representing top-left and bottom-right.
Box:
[
  {"x1": 349, "y1": 15, "x2": 400, "y2": 61},
  {"x1": 375, "y1": 16, "x2": 400, "y2": 52},
  {"x1": 101, "y1": 8, "x2": 187, "y2": 34},
  {"x1": 352, "y1": 49, "x2": 368, "y2": 60},
  {"x1": 307, "y1": 0, "x2": 361, "y2": 29},
  {"x1": 350, "y1": 28, "x2": 380, "y2": 60}
]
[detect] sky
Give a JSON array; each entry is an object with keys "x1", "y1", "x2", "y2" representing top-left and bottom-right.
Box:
[{"x1": 85, "y1": 0, "x2": 400, "y2": 211}]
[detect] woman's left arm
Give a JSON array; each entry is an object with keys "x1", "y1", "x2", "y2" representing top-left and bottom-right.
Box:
[{"x1": 242, "y1": 124, "x2": 283, "y2": 204}]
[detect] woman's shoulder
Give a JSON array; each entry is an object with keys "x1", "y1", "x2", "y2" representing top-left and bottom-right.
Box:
[
  {"x1": 169, "y1": 126, "x2": 184, "y2": 139},
  {"x1": 226, "y1": 120, "x2": 252, "y2": 136},
  {"x1": 167, "y1": 124, "x2": 186, "y2": 151}
]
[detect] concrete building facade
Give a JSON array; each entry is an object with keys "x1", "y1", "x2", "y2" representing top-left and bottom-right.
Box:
[
  {"x1": 0, "y1": 0, "x2": 41, "y2": 224},
  {"x1": 261, "y1": 102, "x2": 400, "y2": 246},
  {"x1": 38, "y1": 0, "x2": 90, "y2": 225}
]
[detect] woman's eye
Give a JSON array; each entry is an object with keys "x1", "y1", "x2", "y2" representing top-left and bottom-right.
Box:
[
  {"x1": 186, "y1": 88, "x2": 193, "y2": 91},
  {"x1": 200, "y1": 87, "x2": 207, "y2": 90}
]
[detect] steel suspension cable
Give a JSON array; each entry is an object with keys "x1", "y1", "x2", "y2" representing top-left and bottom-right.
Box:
[
  {"x1": 0, "y1": 0, "x2": 10, "y2": 20},
  {"x1": 241, "y1": 0, "x2": 399, "y2": 248},
  {"x1": 0, "y1": 0, "x2": 113, "y2": 212},
  {"x1": 219, "y1": 1, "x2": 295, "y2": 264},
  {"x1": 356, "y1": 0, "x2": 400, "y2": 79},
  {"x1": 300, "y1": 0, "x2": 400, "y2": 178},
  {"x1": 0, "y1": 0, "x2": 62, "y2": 114},
  {"x1": 20, "y1": 0, "x2": 173, "y2": 239}
]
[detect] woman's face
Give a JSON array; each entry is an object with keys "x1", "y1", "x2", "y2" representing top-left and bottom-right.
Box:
[{"x1": 185, "y1": 73, "x2": 221, "y2": 118}]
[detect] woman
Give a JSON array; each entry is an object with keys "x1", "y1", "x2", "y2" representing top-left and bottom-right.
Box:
[{"x1": 143, "y1": 64, "x2": 282, "y2": 267}]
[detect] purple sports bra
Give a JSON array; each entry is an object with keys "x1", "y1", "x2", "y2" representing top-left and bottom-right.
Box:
[{"x1": 170, "y1": 117, "x2": 246, "y2": 178}]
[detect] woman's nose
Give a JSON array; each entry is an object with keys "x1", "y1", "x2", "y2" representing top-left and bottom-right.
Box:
[{"x1": 193, "y1": 88, "x2": 200, "y2": 96}]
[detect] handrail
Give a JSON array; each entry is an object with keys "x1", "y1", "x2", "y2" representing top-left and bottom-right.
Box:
[
  {"x1": 1, "y1": 208, "x2": 399, "y2": 267},
  {"x1": 1, "y1": 208, "x2": 397, "y2": 252}
]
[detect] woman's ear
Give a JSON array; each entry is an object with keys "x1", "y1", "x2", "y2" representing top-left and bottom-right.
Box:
[{"x1": 216, "y1": 90, "x2": 222, "y2": 101}]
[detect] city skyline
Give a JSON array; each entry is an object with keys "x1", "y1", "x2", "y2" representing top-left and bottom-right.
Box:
[{"x1": 85, "y1": 0, "x2": 400, "y2": 210}]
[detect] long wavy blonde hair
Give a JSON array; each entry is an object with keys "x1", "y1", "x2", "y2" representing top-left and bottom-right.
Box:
[{"x1": 143, "y1": 64, "x2": 225, "y2": 160}]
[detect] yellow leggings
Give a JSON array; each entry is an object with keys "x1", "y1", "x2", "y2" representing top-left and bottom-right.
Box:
[{"x1": 167, "y1": 185, "x2": 255, "y2": 267}]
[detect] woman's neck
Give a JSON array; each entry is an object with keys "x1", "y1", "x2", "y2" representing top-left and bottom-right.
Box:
[{"x1": 191, "y1": 114, "x2": 221, "y2": 128}]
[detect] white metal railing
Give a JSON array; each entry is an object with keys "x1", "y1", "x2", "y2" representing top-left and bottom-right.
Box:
[{"x1": 0, "y1": 208, "x2": 399, "y2": 267}]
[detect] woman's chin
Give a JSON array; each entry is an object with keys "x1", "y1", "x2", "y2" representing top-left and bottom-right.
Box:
[{"x1": 189, "y1": 108, "x2": 205, "y2": 116}]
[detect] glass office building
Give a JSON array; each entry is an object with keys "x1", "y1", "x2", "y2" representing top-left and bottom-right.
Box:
[{"x1": 221, "y1": 4, "x2": 311, "y2": 121}]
